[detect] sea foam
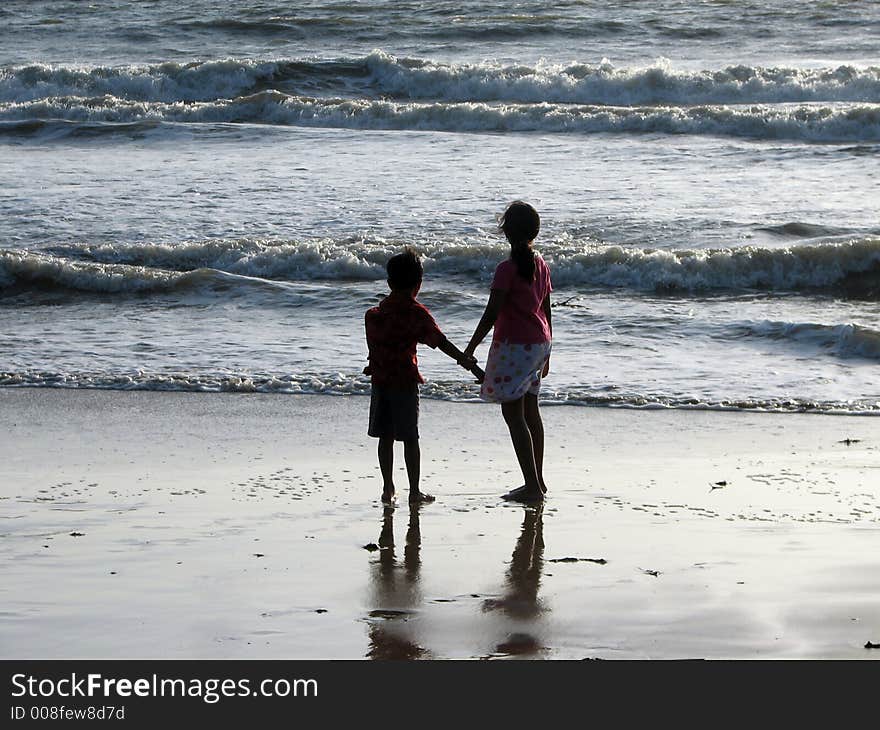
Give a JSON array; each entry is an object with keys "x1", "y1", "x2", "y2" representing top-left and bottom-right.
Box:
[{"x1": 1, "y1": 368, "x2": 877, "y2": 414}]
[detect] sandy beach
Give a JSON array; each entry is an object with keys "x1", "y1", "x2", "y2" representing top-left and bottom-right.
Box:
[{"x1": 2, "y1": 388, "x2": 879, "y2": 659}]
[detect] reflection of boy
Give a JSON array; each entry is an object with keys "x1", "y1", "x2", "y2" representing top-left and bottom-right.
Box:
[{"x1": 364, "y1": 248, "x2": 483, "y2": 504}]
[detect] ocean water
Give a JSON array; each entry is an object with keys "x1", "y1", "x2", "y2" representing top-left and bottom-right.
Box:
[{"x1": 1, "y1": 1, "x2": 879, "y2": 413}]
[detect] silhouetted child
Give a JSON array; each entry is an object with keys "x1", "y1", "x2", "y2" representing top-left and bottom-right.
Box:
[
  {"x1": 364, "y1": 248, "x2": 483, "y2": 504},
  {"x1": 464, "y1": 201, "x2": 552, "y2": 503}
]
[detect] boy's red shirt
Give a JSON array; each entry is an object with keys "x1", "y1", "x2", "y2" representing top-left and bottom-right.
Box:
[{"x1": 364, "y1": 292, "x2": 444, "y2": 387}]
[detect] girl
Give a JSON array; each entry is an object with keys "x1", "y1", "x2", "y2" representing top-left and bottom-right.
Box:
[{"x1": 464, "y1": 201, "x2": 552, "y2": 503}]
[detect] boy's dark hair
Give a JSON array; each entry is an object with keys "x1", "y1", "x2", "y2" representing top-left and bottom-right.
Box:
[
  {"x1": 499, "y1": 200, "x2": 540, "y2": 281},
  {"x1": 386, "y1": 247, "x2": 423, "y2": 291}
]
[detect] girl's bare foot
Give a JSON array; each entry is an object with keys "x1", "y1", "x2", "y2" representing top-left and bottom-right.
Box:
[
  {"x1": 505, "y1": 484, "x2": 548, "y2": 500},
  {"x1": 409, "y1": 491, "x2": 435, "y2": 505},
  {"x1": 502, "y1": 486, "x2": 544, "y2": 503}
]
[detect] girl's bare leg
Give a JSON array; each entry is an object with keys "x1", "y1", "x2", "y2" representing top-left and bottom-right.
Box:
[
  {"x1": 523, "y1": 393, "x2": 547, "y2": 493},
  {"x1": 501, "y1": 397, "x2": 543, "y2": 501}
]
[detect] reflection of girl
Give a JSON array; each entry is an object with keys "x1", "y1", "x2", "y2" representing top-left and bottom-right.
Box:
[
  {"x1": 464, "y1": 201, "x2": 552, "y2": 502},
  {"x1": 482, "y1": 506, "x2": 547, "y2": 657}
]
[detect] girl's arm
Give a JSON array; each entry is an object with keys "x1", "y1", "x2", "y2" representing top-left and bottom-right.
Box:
[
  {"x1": 542, "y1": 293, "x2": 552, "y2": 376},
  {"x1": 464, "y1": 288, "x2": 507, "y2": 357},
  {"x1": 542, "y1": 293, "x2": 552, "y2": 337}
]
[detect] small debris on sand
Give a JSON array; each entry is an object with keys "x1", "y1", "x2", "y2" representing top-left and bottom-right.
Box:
[
  {"x1": 865, "y1": 641, "x2": 880, "y2": 649},
  {"x1": 69, "y1": 532, "x2": 85, "y2": 537},
  {"x1": 253, "y1": 553, "x2": 265, "y2": 558},
  {"x1": 548, "y1": 557, "x2": 608, "y2": 565},
  {"x1": 314, "y1": 609, "x2": 328, "y2": 614},
  {"x1": 839, "y1": 438, "x2": 862, "y2": 446},
  {"x1": 640, "y1": 568, "x2": 661, "y2": 577},
  {"x1": 363, "y1": 543, "x2": 380, "y2": 552}
]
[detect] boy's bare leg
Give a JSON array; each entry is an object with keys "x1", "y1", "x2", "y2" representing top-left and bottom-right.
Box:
[
  {"x1": 524, "y1": 393, "x2": 547, "y2": 494},
  {"x1": 501, "y1": 397, "x2": 544, "y2": 501},
  {"x1": 404, "y1": 506, "x2": 421, "y2": 575},
  {"x1": 403, "y1": 438, "x2": 434, "y2": 503},
  {"x1": 378, "y1": 436, "x2": 396, "y2": 503}
]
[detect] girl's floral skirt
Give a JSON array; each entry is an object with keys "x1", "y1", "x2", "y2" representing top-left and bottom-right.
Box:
[{"x1": 480, "y1": 340, "x2": 552, "y2": 403}]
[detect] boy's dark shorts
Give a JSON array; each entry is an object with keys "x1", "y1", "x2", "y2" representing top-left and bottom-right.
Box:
[{"x1": 368, "y1": 383, "x2": 419, "y2": 441}]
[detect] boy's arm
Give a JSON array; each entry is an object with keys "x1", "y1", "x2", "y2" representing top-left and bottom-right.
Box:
[
  {"x1": 437, "y1": 336, "x2": 475, "y2": 368},
  {"x1": 464, "y1": 288, "x2": 507, "y2": 357},
  {"x1": 437, "y1": 336, "x2": 483, "y2": 382}
]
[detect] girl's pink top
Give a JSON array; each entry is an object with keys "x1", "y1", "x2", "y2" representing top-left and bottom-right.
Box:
[{"x1": 490, "y1": 253, "x2": 552, "y2": 344}]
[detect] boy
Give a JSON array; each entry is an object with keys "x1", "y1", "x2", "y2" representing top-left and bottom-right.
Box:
[{"x1": 364, "y1": 248, "x2": 484, "y2": 505}]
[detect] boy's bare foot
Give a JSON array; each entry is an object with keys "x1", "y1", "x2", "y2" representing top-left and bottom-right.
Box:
[
  {"x1": 382, "y1": 490, "x2": 397, "y2": 505},
  {"x1": 502, "y1": 486, "x2": 545, "y2": 503},
  {"x1": 409, "y1": 491, "x2": 435, "y2": 505}
]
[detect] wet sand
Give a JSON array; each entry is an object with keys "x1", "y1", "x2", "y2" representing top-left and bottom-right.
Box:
[{"x1": 2, "y1": 388, "x2": 879, "y2": 659}]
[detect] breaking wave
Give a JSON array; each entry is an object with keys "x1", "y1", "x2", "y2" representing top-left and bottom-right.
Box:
[
  {"x1": 737, "y1": 320, "x2": 880, "y2": 360},
  {"x1": 4, "y1": 54, "x2": 880, "y2": 106},
  {"x1": 3, "y1": 54, "x2": 879, "y2": 143},
  {"x1": 4, "y1": 237, "x2": 880, "y2": 297},
  {"x1": 2, "y1": 93, "x2": 879, "y2": 143}
]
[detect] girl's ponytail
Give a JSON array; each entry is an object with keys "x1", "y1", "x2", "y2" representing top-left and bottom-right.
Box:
[
  {"x1": 511, "y1": 240, "x2": 536, "y2": 281},
  {"x1": 499, "y1": 201, "x2": 540, "y2": 281}
]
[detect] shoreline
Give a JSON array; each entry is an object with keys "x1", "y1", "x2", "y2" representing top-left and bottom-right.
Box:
[
  {"x1": 1, "y1": 383, "x2": 878, "y2": 418},
  {"x1": 2, "y1": 388, "x2": 879, "y2": 659}
]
